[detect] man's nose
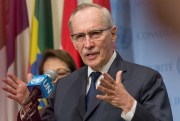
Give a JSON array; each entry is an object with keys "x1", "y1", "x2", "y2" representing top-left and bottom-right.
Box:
[{"x1": 84, "y1": 35, "x2": 94, "y2": 48}]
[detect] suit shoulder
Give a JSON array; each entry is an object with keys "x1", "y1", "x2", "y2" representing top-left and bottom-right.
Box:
[
  {"x1": 124, "y1": 60, "x2": 160, "y2": 76},
  {"x1": 55, "y1": 66, "x2": 87, "y2": 85}
]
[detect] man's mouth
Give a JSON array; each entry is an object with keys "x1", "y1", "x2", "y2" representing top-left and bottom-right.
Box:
[{"x1": 86, "y1": 52, "x2": 99, "y2": 60}]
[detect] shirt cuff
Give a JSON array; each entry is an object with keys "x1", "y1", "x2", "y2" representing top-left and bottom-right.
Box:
[
  {"x1": 20, "y1": 108, "x2": 25, "y2": 119},
  {"x1": 121, "y1": 100, "x2": 137, "y2": 121},
  {"x1": 20, "y1": 108, "x2": 36, "y2": 120}
]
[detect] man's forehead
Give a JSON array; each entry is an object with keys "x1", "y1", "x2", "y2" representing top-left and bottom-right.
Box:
[
  {"x1": 72, "y1": 7, "x2": 104, "y2": 25},
  {"x1": 73, "y1": 7, "x2": 101, "y2": 17}
]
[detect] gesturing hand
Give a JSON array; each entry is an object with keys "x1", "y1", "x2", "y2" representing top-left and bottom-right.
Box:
[
  {"x1": 2, "y1": 73, "x2": 32, "y2": 106},
  {"x1": 96, "y1": 71, "x2": 135, "y2": 113}
]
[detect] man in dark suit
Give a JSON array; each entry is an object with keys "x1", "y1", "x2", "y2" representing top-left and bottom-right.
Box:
[{"x1": 3, "y1": 3, "x2": 173, "y2": 121}]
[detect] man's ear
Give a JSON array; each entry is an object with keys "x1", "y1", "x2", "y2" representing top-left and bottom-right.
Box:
[{"x1": 111, "y1": 26, "x2": 117, "y2": 42}]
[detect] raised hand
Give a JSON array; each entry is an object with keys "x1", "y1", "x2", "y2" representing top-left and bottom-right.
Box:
[
  {"x1": 96, "y1": 71, "x2": 135, "y2": 113},
  {"x1": 1, "y1": 73, "x2": 32, "y2": 105}
]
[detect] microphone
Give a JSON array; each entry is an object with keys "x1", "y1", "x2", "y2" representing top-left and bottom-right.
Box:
[{"x1": 23, "y1": 70, "x2": 57, "y2": 105}]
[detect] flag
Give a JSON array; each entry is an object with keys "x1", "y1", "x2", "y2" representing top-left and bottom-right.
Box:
[
  {"x1": 61, "y1": 0, "x2": 82, "y2": 68},
  {"x1": 0, "y1": 0, "x2": 8, "y2": 121},
  {"x1": 93, "y1": 0, "x2": 111, "y2": 10},
  {"x1": 0, "y1": 0, "x2": 30, "y2": 120},
  {"x1": 0, "y1": 0, "x2": 7, "y2": 78},
  {"x1": 29, "y1": 0, "x2": 54, "y2": 110},
  {"x1": 51, "y1": 0, "x2": 64, "y2": 49},
  {"x1": 29, "y1": 0, "x2": 54, "y2": 75}
]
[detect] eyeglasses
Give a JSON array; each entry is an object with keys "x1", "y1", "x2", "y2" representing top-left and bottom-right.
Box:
[
  {"x1": 71, "y1": 27, "x2": 112, "y2": 42},
  {"x1": 56, "y1": 69, "x2": 70, "y2": 78},
  {"x1": 50, "y1": 69, "x2": 70, "y2": 83}
]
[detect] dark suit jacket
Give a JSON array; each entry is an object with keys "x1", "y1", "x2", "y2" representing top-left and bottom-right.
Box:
[{"x1": 18, "y1": 53, "x2": 173, "y2": 121}]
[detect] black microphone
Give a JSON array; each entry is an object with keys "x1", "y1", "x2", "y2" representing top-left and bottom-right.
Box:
[{"x1": 23, "y1": 70, "x2": 57, "y2": 105}]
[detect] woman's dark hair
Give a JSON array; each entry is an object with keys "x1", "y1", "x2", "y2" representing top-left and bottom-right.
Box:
[{"x1": 39, "y1": 49, "x2": 77, "y2": 74}]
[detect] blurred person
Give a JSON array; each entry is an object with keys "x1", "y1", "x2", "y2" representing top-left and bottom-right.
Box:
[
  {"x1": 2, "y1": 3, "x2": 173, "y2": 121},
  {"x1": 37, "y1": 49, "x2": 77, "y2": 115},
  {"x1": 150, "y1": 0, "x2": 180, "y2": 35},
  {"x1": 38, "y1": 49, "x2": 76, "y2": 83}
]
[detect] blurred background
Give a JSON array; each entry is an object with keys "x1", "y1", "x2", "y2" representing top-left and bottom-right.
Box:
[{"x1": 0, "y1": 0, "x2": 180, "y2": 121}]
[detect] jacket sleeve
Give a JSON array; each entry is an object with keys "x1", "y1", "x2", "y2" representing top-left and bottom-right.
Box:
[{"x1": 132, "y1": 72, "x2": 173, "y2": 121}]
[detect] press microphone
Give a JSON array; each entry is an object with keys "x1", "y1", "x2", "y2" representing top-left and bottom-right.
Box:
[{"x1": 23, "y1": 70, "x2": 57, "y2": 105}]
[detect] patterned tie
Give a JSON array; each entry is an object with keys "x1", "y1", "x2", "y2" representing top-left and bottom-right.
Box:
[{"x1": 86, "y1": 71, "x2": 101, "y2": 111}]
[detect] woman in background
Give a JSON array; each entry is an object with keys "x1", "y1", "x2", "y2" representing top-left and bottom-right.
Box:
[{"x1": 37, "y1": 49, "x2": 77, "y2": 115}]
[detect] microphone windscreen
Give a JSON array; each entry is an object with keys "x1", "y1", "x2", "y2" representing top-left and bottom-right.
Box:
[
  {"x1": 27, "y1": 70, "x2": 57, "y2": 98},
  {"x1": 44, "y1": 70, "x2": 57, "y2": 81}
]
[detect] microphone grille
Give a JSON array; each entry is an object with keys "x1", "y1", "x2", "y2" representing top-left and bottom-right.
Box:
[{"x1": 44, "y1": 70, "x2": 57, "y2": 81}]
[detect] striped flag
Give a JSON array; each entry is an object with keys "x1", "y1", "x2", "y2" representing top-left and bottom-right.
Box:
[
  {"x1": 29, "y1": 0, "x2": 54, "y2": 75},
  {"x1": 29, "y1": 0, "x2": 54, "y2": 110},
  {"x1": 0, "y1": 0, "x2": 30, "y2": 120},
  {"x1": 61, "y1": 0, "x2": 82, "y2": 68}
]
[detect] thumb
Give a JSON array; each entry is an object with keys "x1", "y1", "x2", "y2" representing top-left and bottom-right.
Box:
[
  {"x1": 116, "y1": 70, "x2": 123, "y2": 84},
  {"x1": 27, "y1": 73, "x2": 33, "y2": 83}
]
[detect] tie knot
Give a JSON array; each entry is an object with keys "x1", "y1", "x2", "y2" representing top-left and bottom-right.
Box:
[{"x1": 91, "y1": 72, "x2": 101, "y2": 83}]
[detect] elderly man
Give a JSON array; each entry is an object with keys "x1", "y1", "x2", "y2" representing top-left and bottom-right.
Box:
[{"x1": 3, "y1": 3, "x2": 173, "y2": 121}]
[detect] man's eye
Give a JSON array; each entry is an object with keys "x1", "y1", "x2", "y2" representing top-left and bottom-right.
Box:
[
  {"x1": 90, "y1": 31, "x2": 102, "y2": 37},
  {"x1": 76, "y1": 34, "x2": 85, "y2": 39},
  {"x1": 57, "y1": 72, "x2": 66, "y2": 75}
]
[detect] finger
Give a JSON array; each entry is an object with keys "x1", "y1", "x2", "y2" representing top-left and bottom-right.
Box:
[
  {"x1": 97, "y1": 85, "x2": 115, "y2": 95},
  {"x1": 99, "y1": 78, "x2": 115, "y2": 90},
  {"x1": 116, "y1": 71, "x2": 122, "y2": 84},
  {"x1": 2, "y1": 79, "x2": 18, "y2": 90},
  {"x1": 96, "y1": 94, "x2": 114, "y2": 101},
  {"x1": 96, "y1": 94, "x2": 107, "y2": 100},
  {"x1": 27, "y1": 73, "x2": 33, "y2": 82},
  {"x1": 102, "y1": 73, "x2": 115, "y2": 85},
  {"x1": 2, "y1": 86, "x2": 17, "y2": 95},
  {"x1": 6, "y1": 94, "x2": 19, "y2": 102},
  {"x1": 7, "y1": 73, "x2": 20, "y2": 85}
]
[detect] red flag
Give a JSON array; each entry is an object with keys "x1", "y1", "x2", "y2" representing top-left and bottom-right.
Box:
[
  {"x1": 61, "y1": 0, "x2": 82, "y2": 68},
  {"x1": 0, "y1": 0, "x2": 8, "y2": 78},
  {"x1": 93, "y1": 0, "x2": 111, "y2": 11}
]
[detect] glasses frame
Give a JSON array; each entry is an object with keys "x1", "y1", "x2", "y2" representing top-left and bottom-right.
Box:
[{"x1": 71, "y1": 27, "x2": 112, "y2": 42}]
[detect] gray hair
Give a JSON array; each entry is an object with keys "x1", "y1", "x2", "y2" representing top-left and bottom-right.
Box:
[{"x1": 68, "y1": 3, "x2": 114, "y2": 34}]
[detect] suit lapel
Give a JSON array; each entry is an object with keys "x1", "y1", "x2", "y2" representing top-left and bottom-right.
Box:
[
  {"x1": 77, "y1": 94, "x2": 86, "y2": 120},
  {"x1": 83, "y1": 53, "x2": 127, "y2": 120},
  {"x1": 84, "y1": 89, "x2": 103, "y2": 120},
  {"x1": 76, "y1": 67, "x2": 88, "y2": 120},
  {"x1": 107, "y1": 53, "x2": 127, "y2": 83}
]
